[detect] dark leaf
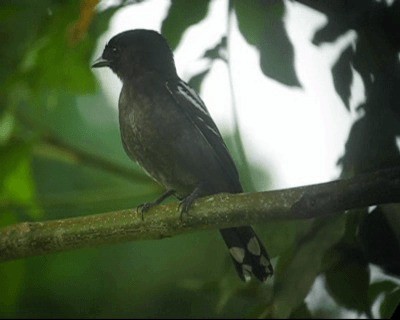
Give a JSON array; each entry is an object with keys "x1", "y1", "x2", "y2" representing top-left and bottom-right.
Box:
[
  {"x1": 187, "y1": 37, "x2": 227, "y2": 93},
  {"x1": 380, "y1": 288, "x2": 400, "y2": 319},
  {"x1": 339, "y1": 111, "x2": 400, "y2": 174},
  {"x1": 270, "y1": 216, "x2": 346, "y2": 318},
  {"x1": 203, "y1": 36, "x2": 227, "y2": 62},
  {"x1": 332, "y1": 46, "x2": 353, "y2": 110},
  {"x1": 369, "y1": 280, "x2": 398, "y2": 306},
  {"x1": 161, "y1": 0, "x2": 211, "y2": 50},
  {"x1": 289, "y1": 302, "x2": 313, "y2": 319},
  {"x1": 310, "y1": 0, "x2": 365, "y2": 45},
  {"x1": 324, "y1": 246, "x2": 371, "y2": 315},
  {"x1": 312, "y1": 21, "x2": 349, "y2": 46},
  {"x1": 187, "y1": 68, "x2": 210, "y2": 93},
  {"x1": 234, "y1": 0, "x2": 300, "y2": 87},
  {"x1": 359, "y1": 207, "x2": 400, "y2": 276},
  {"x1": 233, "y1": 0, "x2": 266, "y2": 46},
  {"x1": 0, "y1": 0, "x2": 52, "y2": 87},
  {"x1": 0, "y1": 259, "x2": 25, "y2": 316}
]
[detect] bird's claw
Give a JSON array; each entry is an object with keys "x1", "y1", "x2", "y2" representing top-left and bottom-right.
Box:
[
  {"x1": 178, "y1": 195, "x2": 196, "y2": 221},
  {"x1": 137, "y1": 202, "x2": 156, "y2": 221}
]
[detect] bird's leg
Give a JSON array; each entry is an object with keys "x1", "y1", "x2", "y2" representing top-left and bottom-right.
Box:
[
  {"x1": 179, "y1": 185, "x2": 204, "y2": 220},
  {"x1": 137, "y1": 189, "x2": 175, "y2": 220}
]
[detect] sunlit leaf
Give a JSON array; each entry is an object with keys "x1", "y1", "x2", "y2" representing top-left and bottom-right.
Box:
[
  {"x1": 0, "y1": 141, "x2": 41, "y2": 219},
  {"x1": 0, "y1": 111, "x2": 15, "y2": 144}
]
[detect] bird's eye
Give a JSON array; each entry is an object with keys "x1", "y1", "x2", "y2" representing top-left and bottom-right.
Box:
[{"x1": 111, "y1": 47, "x2": 119, "y2": 54}]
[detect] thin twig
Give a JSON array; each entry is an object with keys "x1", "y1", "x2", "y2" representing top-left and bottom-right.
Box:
[
  {"x1": 226, "y1": 0, "x2": 256, "y2": 191},
  {"x1": 40, "y1": 134, "x2": 151, "y2": 183},
  {"x1": 13, "y1": 109, "x2": 151, "y2": 184}
]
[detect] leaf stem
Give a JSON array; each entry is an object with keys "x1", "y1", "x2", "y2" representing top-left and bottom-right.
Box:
[{"x1": 226, "y1": 0, "x2": 256, "y2": 191}]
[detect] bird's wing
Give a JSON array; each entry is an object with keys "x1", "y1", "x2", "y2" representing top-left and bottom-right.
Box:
[{"x1": 166, "y1": 79, "x2": 242, "y2": 193}]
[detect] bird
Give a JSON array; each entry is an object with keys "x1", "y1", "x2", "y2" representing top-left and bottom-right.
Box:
[{"x1": 92, "y1": 29, "x2": 273, "y2": 282}]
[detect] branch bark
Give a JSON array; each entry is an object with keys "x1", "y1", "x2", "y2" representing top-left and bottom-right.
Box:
[{"x1": 1, "y1": 166, "x2": 400, "y2": 263}]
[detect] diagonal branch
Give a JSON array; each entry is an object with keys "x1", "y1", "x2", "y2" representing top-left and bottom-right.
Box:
[{"x1": 1, "y1": 166, "x2": 400, "y2": 263}]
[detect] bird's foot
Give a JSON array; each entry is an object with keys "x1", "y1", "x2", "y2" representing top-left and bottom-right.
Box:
[
  {"x1": 136, "y1": 189, "x2": 175, "y2": 221},
  {"x1": 179, "y1": 186, "x2": 202, "y2": 221},
  {"x1": 136, "y1": 202, "x2": 156, "y2": 221}
]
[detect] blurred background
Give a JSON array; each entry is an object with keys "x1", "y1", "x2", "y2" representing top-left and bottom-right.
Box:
[{"x1": 1, "y1": 0, "x2": 399, "y2": 318}]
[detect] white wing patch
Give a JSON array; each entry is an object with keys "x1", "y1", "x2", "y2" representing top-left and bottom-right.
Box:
[
  {"x1": 170, "y1": 81, "x2": 221, "y2": 137},
  {"x1": 176, "y1": 83, "x2": 210, "y2": 116}
]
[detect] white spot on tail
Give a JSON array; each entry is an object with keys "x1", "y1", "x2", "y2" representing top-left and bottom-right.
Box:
[
  {"x1": 260, "y1": 255, "x2": 270, "y2": 267},
  {"x1": 242, "y1": 264, "x2": 252, "y2": 282},
  {"x1": 229, "y1": 247, "x2": 245, "y2": 263},
  {"x1": 247, "y1": 237, "x2": 261, "y2": 256}
]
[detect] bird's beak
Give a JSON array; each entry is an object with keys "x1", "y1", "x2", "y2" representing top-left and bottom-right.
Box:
[{"x1": 91, "y1": 56, "x2": 110, "y2": 68}]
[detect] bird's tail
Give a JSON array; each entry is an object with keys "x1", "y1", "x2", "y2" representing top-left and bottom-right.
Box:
[{"x1": 219, "y1": 226, "x2": 273, "y2": 282}]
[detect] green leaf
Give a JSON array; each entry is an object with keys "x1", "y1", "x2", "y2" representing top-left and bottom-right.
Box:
[
  {"x1": 324, "y1": 246, "x2": 371, "y2": 315},
  {"x1": 0, "y1": 141, "x2": 41, "y2": 219},
  {"x1": 0, "y1": 0, "x2": 52, "y2": 87},
  {"x1": 340, "y1": 112, "x2": 400, "y2": 174},
  {"x1": 0, "y1": 111, "x2": 15, "y2": 144},
  {"x1": 369, "y1": 280, "x2": 398, "y2": 307},
  {"x1": 0, "y1": 255, "x2": 25, "y2": 315},
  {"x1": 233, "y1": 0, "x2": 300, "y2": 86},
  {"x1": 289, "y1": 302, "x2": 313, "y2": 319},
  {"x1": 269, "y1": 216, "x2": 346, "y2": 318},
  {"x1": 0, "y1": 212, "x2": 26, "y2": 316},
  {"x1": 380, "y1": 288, "x2": 400, "y2": 318},
  {"x1": 359, "y1": 207, "x2": 400, "y2": 276},
  {"x1": 24, "y1": 2, "x2": 95, "y2": 93},
  {"x1": 161, "y1": 0, "x2": 211, "y2": 49}
]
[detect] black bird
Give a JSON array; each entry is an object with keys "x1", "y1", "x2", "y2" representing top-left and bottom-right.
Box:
[{"x1": 92, "y1": 29, "x2": 273, "y2": 282}]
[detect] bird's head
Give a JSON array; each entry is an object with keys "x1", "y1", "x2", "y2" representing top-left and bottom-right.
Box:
[{"x1": 92, "y1": 29, "x2": 177, "y2": 81}]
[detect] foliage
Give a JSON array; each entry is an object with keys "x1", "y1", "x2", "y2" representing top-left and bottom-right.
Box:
[{"x1": 0, "y1": 0, "x2": 399, "y2": 318}]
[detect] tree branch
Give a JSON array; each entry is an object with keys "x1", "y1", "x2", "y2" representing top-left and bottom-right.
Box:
[
  {"x1": 39, "y1": 134, "x2": 151, "y2": 183},
  {"x1": 1, "y1": 166, "x2": 400, "y2": 263}
]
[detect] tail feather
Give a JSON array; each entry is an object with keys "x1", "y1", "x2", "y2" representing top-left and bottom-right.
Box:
[{"x1": 219, "y1": 226, "x2": 273, "y2": 282}]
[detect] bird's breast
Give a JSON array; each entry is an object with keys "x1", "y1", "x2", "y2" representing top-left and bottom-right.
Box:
[{"x1": 118, "y1": 82, "x2": 192, "y2": 192}]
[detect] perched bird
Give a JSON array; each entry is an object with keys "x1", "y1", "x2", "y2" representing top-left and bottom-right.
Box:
[{"x1": 92, "y1": 29, "x2": 273, "y2": 282}]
